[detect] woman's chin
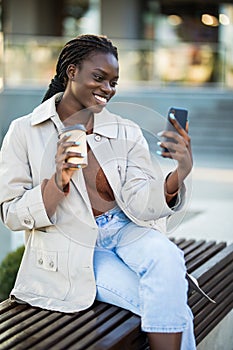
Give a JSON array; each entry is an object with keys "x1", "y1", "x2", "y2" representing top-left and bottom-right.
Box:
[{"x1": 88, "y1": 104, "x2": 106, "y2": 114}]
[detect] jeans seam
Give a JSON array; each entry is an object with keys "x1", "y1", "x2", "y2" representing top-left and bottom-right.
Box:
[
  {"x1": 142, "y1": 324, "x2": 187, "y2": 332},
  {"x1": 97, "y1": 283, "x2": 140, "y2": 309}
]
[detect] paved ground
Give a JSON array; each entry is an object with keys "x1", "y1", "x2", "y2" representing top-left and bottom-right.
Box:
[
  {"x1": 170, "y1": 152, "x2": 233, "y2": 245},
  {"x1": 170, "y1": 151, "x2": 233, "y2": 350}
]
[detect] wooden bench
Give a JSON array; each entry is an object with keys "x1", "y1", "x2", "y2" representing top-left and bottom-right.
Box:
[{"x1": 0, "y1": 238, "x2": 233, "y2": 350}]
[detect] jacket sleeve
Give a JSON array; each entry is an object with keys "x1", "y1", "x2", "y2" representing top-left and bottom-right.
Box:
[
  {"x1": 0, "y1": 118, "x2": 54, "y2": 231},
  {"x1": 117, "y1": 123, "x2": 186, "y2": 222}
]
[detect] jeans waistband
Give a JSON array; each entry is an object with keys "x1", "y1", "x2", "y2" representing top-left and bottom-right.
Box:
[
  {"x1": 95, "y1": 206, "x2": 123, "y2": 226},
  {"x1": 95, "y1": 206, "x2": 120, "y2": 218}
]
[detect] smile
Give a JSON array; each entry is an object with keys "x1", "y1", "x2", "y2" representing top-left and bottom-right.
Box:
[{"x1": 94, "y1": 94, "x2": 107, "y2": 104}]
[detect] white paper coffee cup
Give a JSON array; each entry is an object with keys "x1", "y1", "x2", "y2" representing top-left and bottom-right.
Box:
[{"x1": 59, "y1": 124, "x2": 87, "y2": 169}]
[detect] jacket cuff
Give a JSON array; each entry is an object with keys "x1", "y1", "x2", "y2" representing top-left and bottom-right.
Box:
[{"x1": 15, "y1": 185, "x2": 54, "y2": 229}]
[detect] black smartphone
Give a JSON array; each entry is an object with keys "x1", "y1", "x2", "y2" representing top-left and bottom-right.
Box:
[{"x1": 163, "y1": 106, "x2": 189, "y2": 152}]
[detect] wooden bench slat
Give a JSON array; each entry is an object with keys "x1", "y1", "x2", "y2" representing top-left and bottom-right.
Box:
[
  {"x1": 0, "y1": 310, "x2": 62, "y2": 347},
  {"x1": 173, "y1": 239, "x2": 226, "y2": 274},
  {"x1": 192, "y1": 243, "x2": 233, "y2": 283},
  {"x1": 0, "y1": 303, "x2": 111, "y2": 350},
  {"x1": 194, "y1": 280, "x2": 233, "y2": 326},
  {"x1": 193, "y1": 274, "x2": 233, "y2": 327},
  {"x1": 0, "y1": 299, "x2": 17, "y2": 314},
  {"x1": 185, "y1": 241, "x2": 217, "y2": 263},
  {"x1": 0, "y1": 307, "x2": 42, "y2": 336},
  {"x1": 189, "y1": 261, "x2": 233, "y2": 309},
  {"x1": 21, "y1": 304, "x2": 117, "y2": 349},
  {"x1": 0, "y1": 302, "x2": 30, "y2": 323},
  {"x1": 169, "y1": 237, "x2": 186, "y2": 245},
  {"x1": 52, "y1": 309, "x2": 131, "y2": 350},
  {"x1": 82, "y1": 315, "x2": 146, "y2": 350},
  {"x1": 30, "y1": 302, "x2": 109, "y2": 345},
  {"x1": 182, "y1": 240, "x2": 207, "y2": 256},
  {"x1": 176, "y1": 239, "x2": 197, "y2": 250},
  {"x1": 194, "y1": 284, "x2": 233, "y2": 345},
  {"x1": 195, "y1": 300, "x2": 233, "y2": 345},
  {"x1": 27, "y1": 304, "x2": 124, "y2": 349},
  {"x1": 187, "y1": 242, "x2": 228, "y2": 272}
]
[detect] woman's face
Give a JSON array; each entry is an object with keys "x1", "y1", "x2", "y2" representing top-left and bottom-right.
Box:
[{"x1": 66, "y1": 52, "x2": 119, "y2": 114}]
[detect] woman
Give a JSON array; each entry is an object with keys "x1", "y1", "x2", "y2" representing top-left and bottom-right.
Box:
[{"x1": 0, "y1": 34, "x2": 195, "y2": 349}]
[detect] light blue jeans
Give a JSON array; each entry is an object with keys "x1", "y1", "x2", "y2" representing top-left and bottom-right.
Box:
[{"x1": 94, "y1": 206, "x2": 196, "y2": 350}]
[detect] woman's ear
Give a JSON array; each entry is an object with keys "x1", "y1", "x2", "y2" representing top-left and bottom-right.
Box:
[{"x1": 66, "y1": 64, "x2": 77, "y2": 80}]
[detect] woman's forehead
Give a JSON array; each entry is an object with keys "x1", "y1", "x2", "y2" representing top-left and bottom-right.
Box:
[
  {"x1": 84, "y1": 52, "x2": 118, "y2": 66},
  {"x1": 82, "y1": 52, "x2": 119, "y2": 72}
]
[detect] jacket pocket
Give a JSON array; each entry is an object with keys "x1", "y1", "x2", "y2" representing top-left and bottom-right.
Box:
[
  {"x1": 14, "y1": 230, "x2": 70, "y2": 300},
  {"x1": 36, "y1": 249, "x2": 58, "y2": 271}
]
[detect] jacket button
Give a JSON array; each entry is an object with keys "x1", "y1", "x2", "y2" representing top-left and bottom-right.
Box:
[
  {"x1": 49, "y1": 261, "x2": 54, "y2": 268},
  {"x1": 94, "y1": 134, "x2": 102, "y2": 142},
  {"x1": 24, "y1": 219, "x2": 31, "y2": 225},
  {"x1": 38, "y1": 258, "x2": 43, "y2": 265}
]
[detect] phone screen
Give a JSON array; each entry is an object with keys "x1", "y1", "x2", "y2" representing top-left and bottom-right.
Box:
[
  {"x1": 166, "y1": 107, "x2": 188, "y2": 132},
  {"x1": 163, "y1": 107, "x2": 188, "y2": 153}
]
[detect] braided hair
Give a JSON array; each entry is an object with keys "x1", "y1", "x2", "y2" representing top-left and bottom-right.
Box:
[{"x1": 42, "y1": 34, "x2": 118, "y2": 102}]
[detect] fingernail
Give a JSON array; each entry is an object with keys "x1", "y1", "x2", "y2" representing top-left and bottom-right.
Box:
[
  {"x1": 156, "y1": 150, "x2": 162, "y2": 156},
  {"x1": 157, "y1": 141, "x2": 162, "y2": 146},
  {"x1": 169, "y1": 113, "x2": 176, "y2": 120},
  {"x1": 75, "y1": 141, "x2": 81, "y2": 145},
  {"x1": 157, "y1": 131, "x2": 163, "y2": 137},
  {"x1": 77, "y1": 164, "x2": 82, "y2": 169}
]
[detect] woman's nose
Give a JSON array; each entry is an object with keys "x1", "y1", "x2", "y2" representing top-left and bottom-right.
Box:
[{"x1": 101, "y1": 81, "x2": 112, "y2": 93}]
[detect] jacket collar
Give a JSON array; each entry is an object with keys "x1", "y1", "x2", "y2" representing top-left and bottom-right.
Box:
[
  {"x1": 93, "y1": 108, "x2": 118, "y2": 139},
  {"x1": 31, "y1": 93, "x2": 118, "y2": 139},
  {"x1": 31, "y1": 93, "x2": 61, "y2": 126}
]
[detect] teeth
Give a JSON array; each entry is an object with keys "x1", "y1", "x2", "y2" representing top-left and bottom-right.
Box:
[{"x1": 94, "y1": 95, "x2": 107, "y2": 103}]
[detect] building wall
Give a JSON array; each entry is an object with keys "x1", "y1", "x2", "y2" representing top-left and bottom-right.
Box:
[
  {"x1": 2, "y1": 0, "x2": 63, "y2": 36},
  {"x1": 101, "y1": 0, "x2": 142, "y2": 39}
]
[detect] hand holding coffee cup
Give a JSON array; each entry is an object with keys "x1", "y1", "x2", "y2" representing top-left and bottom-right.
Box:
[{"x1": 59, "y1": 124, "x2": 88, "y2": 169}]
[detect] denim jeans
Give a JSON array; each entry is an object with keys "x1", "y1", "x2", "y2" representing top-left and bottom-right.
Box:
[{"x1": 94, "y1": 206, "x2": 196, "y2": 350}]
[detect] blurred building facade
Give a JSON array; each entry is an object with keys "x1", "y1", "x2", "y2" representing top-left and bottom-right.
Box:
[{"x1": 0, "y1": 0, "x2": 233, "y2": 88}]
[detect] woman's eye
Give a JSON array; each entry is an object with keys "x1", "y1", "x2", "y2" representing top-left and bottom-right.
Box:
[
  {"x1": 94, "y1": 74, "x2": 103, "y2": 81},
  {"x1": 93, "y1": 74, "x2": 118, "y2": 88},
  {"x1": 111, "y1": 81, "x2": 118, "y2": 88}
]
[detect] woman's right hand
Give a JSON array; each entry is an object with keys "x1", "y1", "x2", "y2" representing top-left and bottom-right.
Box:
[{"x1": 55, "y1": 134, "x2": 83, "y2": 191}]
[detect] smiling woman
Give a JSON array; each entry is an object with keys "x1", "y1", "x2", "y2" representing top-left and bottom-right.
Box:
[
  {"x1": 58, "y1": 51, "x2": 119, "y2": 114},
  {"x1": 0, "y1": 34, "x2": 196, "y2": 350},
  {"x1": 42, "y1": 34, "x2": 119, "y2": 114}
]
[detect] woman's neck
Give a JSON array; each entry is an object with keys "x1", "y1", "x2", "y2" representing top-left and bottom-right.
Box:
[{"x1": 56, "y1": 98, "x2": 94, "y2": 133}]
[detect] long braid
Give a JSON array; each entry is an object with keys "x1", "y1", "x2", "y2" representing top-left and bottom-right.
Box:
[{"x1": 42, "y1": 34, "x2": 118, "y2": 102}]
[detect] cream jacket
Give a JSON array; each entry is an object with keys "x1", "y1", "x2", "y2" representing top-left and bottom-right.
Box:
[{"x1": 0, "y1": 94, "x2": 186, "y2": 312}]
